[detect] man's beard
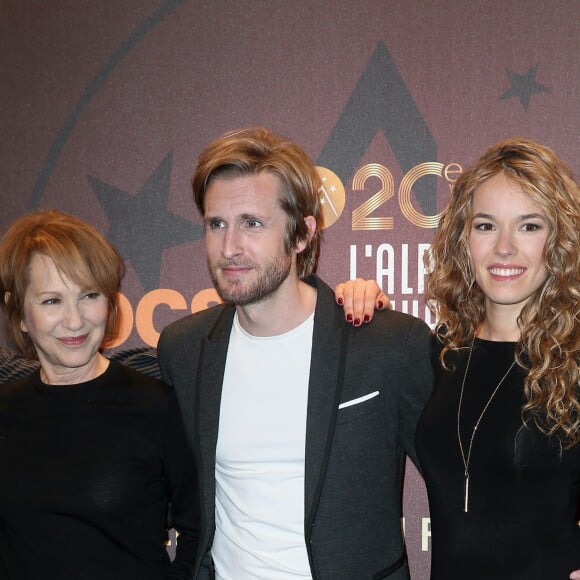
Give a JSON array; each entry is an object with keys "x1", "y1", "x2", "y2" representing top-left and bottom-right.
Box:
[{"x1": 209, "y1": 254, "x2": 293, "y2": 306}]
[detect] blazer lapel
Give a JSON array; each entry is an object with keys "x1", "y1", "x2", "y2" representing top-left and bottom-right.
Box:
[
  {"x1": 303, "y1": 277, "x2": 349, "y2": 536},
  {"x1": 196, "y1": 305, "x2": 236, "y2": 510}
]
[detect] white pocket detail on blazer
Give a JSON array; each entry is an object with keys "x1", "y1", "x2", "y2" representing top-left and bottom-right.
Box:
[{"x1": 338, "y1": 390, "x2": 380, "y2": 409}]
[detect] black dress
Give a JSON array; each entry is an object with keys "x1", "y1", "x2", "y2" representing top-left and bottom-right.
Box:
[{"x1": 416, "y1": 337, "x2": 580, "y2": 580}]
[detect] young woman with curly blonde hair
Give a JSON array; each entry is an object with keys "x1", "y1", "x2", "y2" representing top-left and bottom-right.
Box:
[{"x1": 336, "y1": 137, "x2": 579, "y2": 579}]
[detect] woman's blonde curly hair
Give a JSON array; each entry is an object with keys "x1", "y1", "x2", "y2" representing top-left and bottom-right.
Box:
[{"x1": 426, "y1": 137, "x2": 579, "y2": 448}]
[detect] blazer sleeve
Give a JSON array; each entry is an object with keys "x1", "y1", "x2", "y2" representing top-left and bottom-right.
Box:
[{"x1": 397, "y1": 318, "x2": 433, "y2": 472}]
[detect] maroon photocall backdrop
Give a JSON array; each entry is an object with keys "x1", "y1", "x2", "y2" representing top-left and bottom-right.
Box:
[{"x1": 1, "y1": 1, "x2": 578, "y2": 576}]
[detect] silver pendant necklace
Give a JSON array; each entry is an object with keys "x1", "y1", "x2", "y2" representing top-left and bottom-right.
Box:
[{"x1": 457, "y1": 337, "x2": 516, "y2": 513}]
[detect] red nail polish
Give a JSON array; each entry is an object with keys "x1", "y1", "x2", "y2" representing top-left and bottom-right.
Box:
[
  {"x1": 337, "y1": 297, "x2": 344, "y2": 305},
  {"x1": 378, "y1": 300, "x2": 384, "y2": 309},
  {"x1": 354, "y1": 318, "x2": 361, "y2": 326},
  {"x1": 346, "y1": 314, "x2": 353, "y2": 322},
  {"x1": 364, "y1": 315, "x2": 370, "y2": 323}
]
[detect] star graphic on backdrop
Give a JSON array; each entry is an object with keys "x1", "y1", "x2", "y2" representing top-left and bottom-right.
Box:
[
  {"x1": 499, "y1": 64, "x2": 550, "y2": 111},
  {"x1": 88, "y1": 152, "x2": 203, "y2": 291}
]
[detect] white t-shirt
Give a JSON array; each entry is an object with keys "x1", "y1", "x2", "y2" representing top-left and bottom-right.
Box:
[{"x1": 212, "y1": 312, "x2": 314, "y2": 579}]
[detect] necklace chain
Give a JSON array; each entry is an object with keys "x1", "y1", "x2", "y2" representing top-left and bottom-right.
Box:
[{"x1": 457, "y1": 337, "x2": 516, "y2": 513}]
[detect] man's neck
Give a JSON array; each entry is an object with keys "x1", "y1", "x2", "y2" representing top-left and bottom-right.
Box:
[{"x1": 235, "y1": 277, "x2": 317, "y2": 337}]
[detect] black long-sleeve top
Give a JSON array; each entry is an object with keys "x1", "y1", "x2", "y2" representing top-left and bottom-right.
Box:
[
  {"x1": 416, "y1": 337, "x2": 580, "y2": 579},
  {"x1": 0, "y1": 360, "x2": 199, "y2": 579}
]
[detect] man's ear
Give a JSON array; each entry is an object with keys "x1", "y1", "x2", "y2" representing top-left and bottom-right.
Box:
[{"x1": 295, "y1": 216, "x2": 317, "y2": 253}]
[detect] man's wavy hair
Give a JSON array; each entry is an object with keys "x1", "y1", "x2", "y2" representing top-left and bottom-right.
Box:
[
  {"x1": 426, "y1": 137, "x2": 579, "y2": 448},
  {"x1": 0, "y1": 209, "x2": 125, "y2": 357},
  {"x1": 192, "y1": 127, "x2": 323, "y2": 279}
]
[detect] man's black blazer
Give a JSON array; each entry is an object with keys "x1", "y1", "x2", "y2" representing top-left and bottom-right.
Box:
[{"x1": 158, "y1": 275, "x2": 433, "y2": 580}]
